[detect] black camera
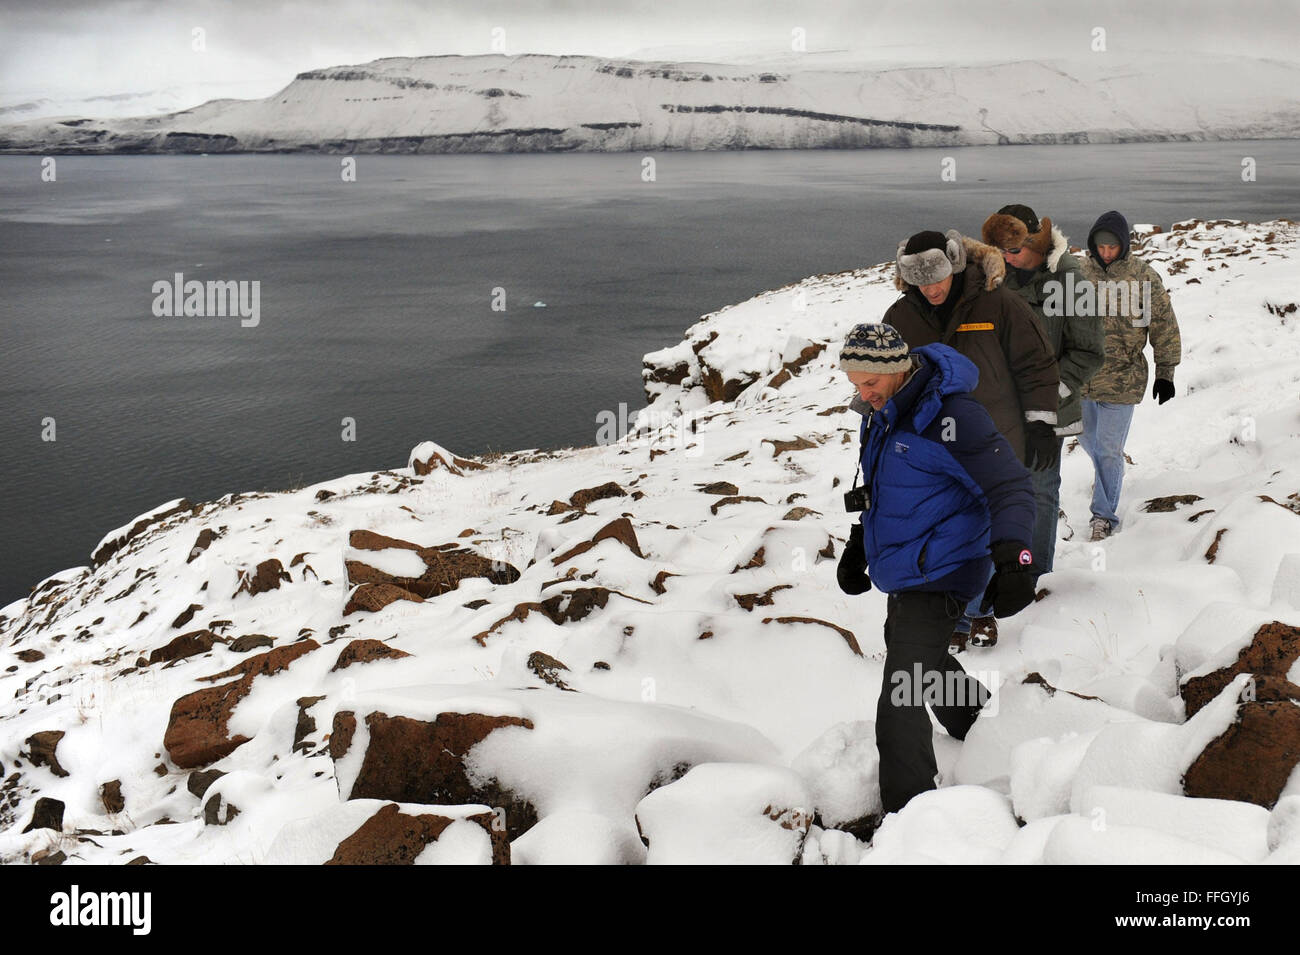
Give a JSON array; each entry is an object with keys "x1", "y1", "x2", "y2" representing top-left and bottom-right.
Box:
[{"x1": 843, "y1": 486, "x2": 870, "y2": 512}]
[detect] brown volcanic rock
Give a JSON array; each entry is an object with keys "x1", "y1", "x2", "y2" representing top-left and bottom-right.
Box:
[
  {"x1": 163, "y1": 680, "x2": 255, "y2": 769},
  {"x1": 471, "y1": 587, "x2": 649, "y2": 646},
  {"x1": 91, "y1": 498, "x2": 194, "y2": 565},
  {"x1": 23, "y1": 731, "x2": 70, "y2": 778},
  {"x1": 187, "y1": 527, "x2": 220, "y2": 562},
  {"x1": 734, "y1": 584, "x2": 793, "y2": 611},
  {"x1": 763, "y1": 436, "x2": 818, "y2": 457},
  {"x1": 332, "y1": 710, "x2": 538, "y2": 840},
  {"x1": 410, "y1": 446, "x2": 487, "y2": 476},
  {"x1": 326, "y1": 803, "x2": 508, "y2": 865},
  {"x1": 1182, "y1": 622, "x2": 1300, "y2": 718},
  {"x1": 550, "y1": 517, "x2": 644, "y2": 565},
  {"x1": 1183, "y1": 699, "x2": 1300, "y2": 809},
  {"x1": 698, "y1": 481, "x2": 739, "y2": 496},
  {"x1": 761, "y1": 616, "x2": 862, "y2": 657},
  {"x1": 100, "y1": 780, "x2": 125, "y2": 814},
  {"x1": 344, "y1": 582, "x2": 424, "y2": 616},
  {"x1": 345, "y1": 529, "x2": 520, "y2": 603},
  {"x1": 294, "y1": 696, "x2": 326, "y2": 753},
  {"x1": 170, "y1": 603, "x2": 204, "y2": 628},
  {"x1": 23, "y1": 797, "x2": 64, "y2": 833},
  {"x1": 527, "y1": 651, "x2": 574, "y2": 691},
  {"x1": 148, "y1": 629, "x2": 221, "y2": 666},
  {"x1": 568, "y1": 481, "x2": 627, "y2": 510},
  {"x1": 198, "y1": 640, "x2": 319, "y2": 684},
  {"x1": 164, "y1": 641, "x2": 320, "y2": 768},
  {"x1": 331, "y1": 639, "x2": 412, "y2": 671},
  {"x1": 234, "y1": 558, "x2": 292, "y2": 597}
]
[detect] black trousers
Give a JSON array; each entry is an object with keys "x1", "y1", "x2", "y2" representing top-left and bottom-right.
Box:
[{"x1": 876, "y1": 590, "x2": 991, "y2": 814}]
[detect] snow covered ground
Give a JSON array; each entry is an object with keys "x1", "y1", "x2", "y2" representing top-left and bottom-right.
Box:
[
  {"x1": 2, "y1": 52, "x2": 1298, "y2": 153},
  {"x1": 1, "y1": 218, "x2": 1298, "y2": 865}
]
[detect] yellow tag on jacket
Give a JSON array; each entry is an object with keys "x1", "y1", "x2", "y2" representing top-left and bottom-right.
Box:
[{"x1": 955, "y1": 322, "x2": 995, "y2": 332}]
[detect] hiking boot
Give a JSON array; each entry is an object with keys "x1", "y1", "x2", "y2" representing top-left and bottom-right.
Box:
[
  {"x1": 968, "y1": 616, "x2": 998, "y2": 648},
  {"x1": 949, "y1": 628, "x2": 969, "y2": 654},
  {"x1": 1089, "y1": 517, "x2": 1113, "y2": 542}
]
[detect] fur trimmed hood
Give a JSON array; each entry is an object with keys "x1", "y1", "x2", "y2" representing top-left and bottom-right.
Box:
[
  {"x1": 982, "y1": 208, "x2": 1055, "y2": 257},
  {"x1": 894, "y1": 235, "x2": 1005, "y2": 293},
  {"x1": 1043, "y1": 225, "x2": 1070, "y2": 272}
]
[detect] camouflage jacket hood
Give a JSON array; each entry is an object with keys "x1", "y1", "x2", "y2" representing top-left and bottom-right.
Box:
[{"x1": 1078, "y1": 249, "x2": 1182, "y2": 404}]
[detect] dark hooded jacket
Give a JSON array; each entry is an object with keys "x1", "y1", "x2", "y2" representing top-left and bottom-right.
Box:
[
  {"x1": 884, "y1": 236, "x2": 1060, "y2": 464},
  {"x1": 1079, "y1": 211, "x2": 1183, "y2": 404}
]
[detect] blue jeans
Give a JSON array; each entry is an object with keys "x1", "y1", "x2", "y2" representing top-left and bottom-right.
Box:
[
  {"x1": 1030, "y1": 439, "x2": 1064, "y2": 576},
  {"x1": 954, "y1": 560, "x2": 996, "y2": 634},
  {"x1": 1079, "y1": 399, "x2": 1136, "y2": 526}
]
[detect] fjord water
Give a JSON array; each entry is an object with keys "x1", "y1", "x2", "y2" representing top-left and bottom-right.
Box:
[{"x1": 2, "y1": 141, "x2": 1298, "y2": 603}]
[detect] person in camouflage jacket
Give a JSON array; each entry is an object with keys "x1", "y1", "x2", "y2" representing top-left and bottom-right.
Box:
[
  {"x1": 1077, "y1": 209, "x2": 1183, "y2": 541},
  {"x1": 983, "y1": 204, "x2": 1105, "y2": 580}
]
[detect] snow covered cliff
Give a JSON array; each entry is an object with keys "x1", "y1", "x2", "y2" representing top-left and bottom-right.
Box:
[
  {"x1": 3, "y1": 52, "x2": 1300, "y2": 154},
  {"x1": 2, "y1": 218, "x2": 1300, "y2": 864}
]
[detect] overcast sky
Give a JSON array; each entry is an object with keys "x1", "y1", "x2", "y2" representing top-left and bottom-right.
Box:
[{"x1": 3, "y1": 0, "x2": 1298, "y2": 105}]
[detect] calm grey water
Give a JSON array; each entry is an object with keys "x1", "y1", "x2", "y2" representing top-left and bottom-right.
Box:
[{"x1": 2, "y1": 142, "x2": 1298, "y2": 604}]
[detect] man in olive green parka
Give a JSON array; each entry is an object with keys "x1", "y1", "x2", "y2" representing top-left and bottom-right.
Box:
[{"x1": 982, "y1": 204, "x2": 1105, "y2": 580}]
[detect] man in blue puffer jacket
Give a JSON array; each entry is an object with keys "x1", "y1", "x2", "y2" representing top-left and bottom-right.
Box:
[{"x1": 835, "y1": 322, "x2": 1036, "y2": 814}]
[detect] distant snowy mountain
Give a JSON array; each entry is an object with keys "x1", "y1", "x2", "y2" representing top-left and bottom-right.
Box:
[
  {"x1": 0, "y1": 80, "x2": 279, "y2": 124},
  {"x1": 2, "y1": 219, "x2": 1300, "y2": 864},
  {"x1": 2, "y1": 52, "x2": 1298, "y2": 154}
]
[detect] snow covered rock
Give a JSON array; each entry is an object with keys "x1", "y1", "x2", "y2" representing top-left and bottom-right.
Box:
[
  {"x1": 163, "y1": 640, "x2": 320, "y2": 768},
  {"x1": 91, "y1": 498, "x2": 194, "y2": 566},
  {"x1": 1074, "y1": 784, "x2": 1271, "y2": 861},
  {"x1": 1272, "y1": 554, "x2": 1300, "y2": 609},
  {"x1": 1183, "y1": 697, "x2": 1300, "y2": 808},
  {"x1": 634, "y1": 762, "x2": 812, "y2": 864},
  {"x1": 1180, "y1": 620, "x2": 1300, "y2": 717},
  {"x1": 953, "y1": 672, "x2": 1138, "y2": 790},
  {"x1": 265, "y1": 799, "x2": 506, "y2": 865},
  {"x1": 861, "y1": 786, "x2": 1020, "y2": 865},
  {"x1": 790, "y1": 721, "x2": 881, "y2": 836},
  {"x1": 1190, "y1": 496, "x2": 1300, "y2": 605},
  {"x1": 1065, "y1": 674, "x2": 1254, "y2": 806},
  {"x1": 407, "y1": 440, "x2": 486, "y2": 477},
  {"x1": 330, "y1": 687, "x2": 782, "y2": 843},
  {"x1": 1039, "y1": 816, "x2": 1245, "y2": 865},
  {"x1": 329, "y1": 708, "x2": 538, "y2": 840},
  {"x1": 344, "y1": 529, "x2": 520, "y2": 601},
  {"x1": 510, "y1": 808, "x2": 645, "y2": 865}
]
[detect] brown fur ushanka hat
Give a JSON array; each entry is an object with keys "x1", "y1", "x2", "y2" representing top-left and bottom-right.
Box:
[{"x1": 982, "y1": 204, "x2": 1053, "y2": 255}]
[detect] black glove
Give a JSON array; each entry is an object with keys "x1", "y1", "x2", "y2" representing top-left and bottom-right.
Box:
[
  {"x1": 1024, "y1": 420, "x2": 1060, "y2": 472},
  {"x1": 837, "y1": 524, "x2": 871, "y2": 595},
  {"x1": 982, "y1": 540, "x2": 1035, "y2": 618},
  {"x1": 1152, "y1": 378, "x2": 1175, "y2": 405}
]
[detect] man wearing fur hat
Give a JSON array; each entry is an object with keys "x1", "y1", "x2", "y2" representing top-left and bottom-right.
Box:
[
  {"x1": 884, "y1": 229, "x2": 1058, "y2": 649},
  {"x1": 1077, "y1": 210, "x2": 1182, "y2": 541},
  {"x1": 835, "y1": 322, "x2": 1036, "y2": 814},
  {"x1": 982, "y1": 205, "x2": 1104, "y2": 579}
]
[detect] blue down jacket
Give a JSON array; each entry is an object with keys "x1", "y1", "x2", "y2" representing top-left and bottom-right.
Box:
[{"x1": 854, "y1": 344, "x2": 1034, "y2": 599}]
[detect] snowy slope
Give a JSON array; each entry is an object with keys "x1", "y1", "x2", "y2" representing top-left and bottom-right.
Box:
[
  {"x1": 3, "y1": 52, "x2": 1299, "y2": 153},
  {"x1": 1, "y1": 218, "x2": 1299, "y2": 864}
]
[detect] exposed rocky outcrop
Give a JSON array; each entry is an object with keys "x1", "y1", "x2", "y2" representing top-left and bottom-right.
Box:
[
  {"x1": 163, "y1": 641, "x2": 320, "y2": 768},
  {"x1": 331, "y1": 710, "x2": 538, "y2": 840}
]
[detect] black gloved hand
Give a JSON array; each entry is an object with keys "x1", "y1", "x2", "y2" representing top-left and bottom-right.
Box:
[
  {"x1": 1152, "y1": 378, "x2": 1175, "y2": 405},
  {"x1": 982, "y1": 540, "x2": 1035, "y2": 618},
  {"x1": 1024, "y1": 420, "x2": 1060, "y2": 472},
  {"x1": 837, "y1": 523, "x2": 871, "y2": 595}
]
